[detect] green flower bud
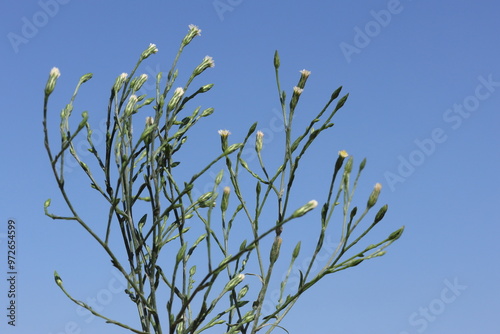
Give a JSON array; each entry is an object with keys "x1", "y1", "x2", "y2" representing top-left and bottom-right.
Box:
[
  {"x1": 367, "y1": 183, "x2": 382, "y2": 209},
  {"x1": 237, "y1": 285, "x2": 249, "y2": 300},
  {"x1": 344, "y1": 156, "x2": 353, "y2": 174},
  {"x1": 374, "y1": 204, "x2": 388, "y2": 223},
  {"x1": 334, "y1": 150, "x2": 348, "y2": 173},
  {"x1": 54, "y1": 271, "x2": 63, "y2": 287},
  {"x1": 223, "y1": 274, "x2": 245, "y2": 292},
  {"x1": 290, "y1": 86, "x2": 303, "y2": 111},
  {"x1": 124, "y1": 95, "x2": 138, "y2": 116},
  {"x1": 140, "y1": 43, "x2": 158, "y2": 60},
  {"x1": 292, "y1": 241, "x2": 301, "y2": 259},
  {"x1": 182, "y1": 24, "x2": 201, "y2": 46},
  {"x1": 167, "y1": 87, "x2": 184, "y2": 111},
  {"x1": 112, "y1": 73, "x2": 128, "y2": 94},
  {"x1": 297, "y1": 69, "x2": 311, "y2": 89},
  {"x1": 218, "y1": 129, "x2": 231, "y2": 151},
  {"x1": 388, "y1": 226, "x2": 405, "y2": 241},
  {"x1": 199, "y1": 83, "x2": 214, "y2": 93},
  {"x1": 291, "y1": 200, "x2": 318, "y2": 219},
  {"x1": 201, "y1": 107, "x2": 214, "y2": 117},
  {"x1": 255, "y1": 131, "x2": 264, "y2": 153},
  {"x1": 79, "y1": 73, "x2": 93, "y2": 84},
  {"x1": 193, "y1": 56, "x2": 215, "y2": 77},
  {"x1": 131, "y1": 74, "x2": 148, "y2": 91},
  {"x1": 269, "y1": 236, "x2": 282, "y2": 264},
  {"x1": 273, "y1": 50, "x2": 280, "y2": 69},
  {"x1": 45, "y1": 67, "x2": 60, "y2": 96},
  {"x1": 221, "y1": 186, "x2": 230, "y2": 212}
]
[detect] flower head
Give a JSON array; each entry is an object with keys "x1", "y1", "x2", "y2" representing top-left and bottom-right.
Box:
[
  {"x1": 218, "y1": 129, "x2": 231, "y2": 137},
  {"x1": 338, "y1": 150, "x2": 348, "y2": 158}
]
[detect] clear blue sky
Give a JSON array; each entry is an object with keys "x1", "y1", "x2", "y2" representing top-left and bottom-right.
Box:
[{"x1": 1, "y1": 1, "x2": 499, "y2": 333}]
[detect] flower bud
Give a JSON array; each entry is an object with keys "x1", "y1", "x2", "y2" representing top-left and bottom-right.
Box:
[
  {"x1": 140, "y1": 43, "x2": 158, "y2": 60},
  {"x1": 218, "y1": 129, "x2": 231, "y2": 151},
  {"x1": 54, "y1": 271, "x2": 63, "y2": 287},
  {"x1": 290, "y1": 86, "x2": 303, "y2": 111},
  {"x1": 182, "y1": 24, "x2": 202, "y2": 46},
  {"x1": 131, "y1": 74, "x2": 148, "y2": 91},
  {"x1": 255, "y1": 131, "x2": 264, "y2": 153},
  {"x1": 80, "y1": 73, "x2": 93, "y2": 84},
  {"x1": 237, "y1": 285, "x2": 249, "y2": 300},
  {"x1": 367, "y1": 183, "x2": 382, "y2": 209},
  {"x1": 297, "y1": 69, "x2": 311, "y2": 89},
  {"x1": 221, "y1": 186, "x2": 230, "y2": 212},
  {"x1": 124, "y1": 95, "x2": 138, "y2": 116},
  {"x1": 201, "y1": 107, "x2": 214, "y2": 117},
  {"x1": 193, "y1": 56, "x2": 215, "y2": 76},
  {"x1": 223, "y1": 274, "x2": 245, "y2": 292},
  {"x1": 374, "y1": 204, "x2": 388, "y2": 223},
  {"x1": 334, "y1": 150, "x2": 348, "y2": 173},
  {"x1": 291, "y1": 200, "x2": 318, "y2": 219},
  {"x1": 199, "y1": 83, "x2": 214, "y2": 93},
  {"x1": 292, "y1": 241, "x2": 301, "y2": 259},
  {"x1": 45, "y1": 67, "x2": 61, "y2": 96},
  {"x1": 167, "y1": 87, "x2": 184, "y2": 111},
  {"x1": 388, "y1": 226, "x2": 404, "y2": 241},
  {"x1": 113, "y1": 73, "x2": 128, "y2": 94},
  {"x1": 269, "y1": 236, "x2": 282, "y2": 264},
  {"x1": 273, "y1": 50, "x2": 280, "y2": 69}
]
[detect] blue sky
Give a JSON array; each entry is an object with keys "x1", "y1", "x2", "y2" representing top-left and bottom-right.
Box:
[{"x1": 1, "y1": 1, "x2": 499, "y2": 333}]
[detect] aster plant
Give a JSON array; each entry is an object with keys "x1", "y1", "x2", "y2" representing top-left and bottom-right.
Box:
[{"x1": 43, "y1": 24, "x2": 404, "y2": 334}]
